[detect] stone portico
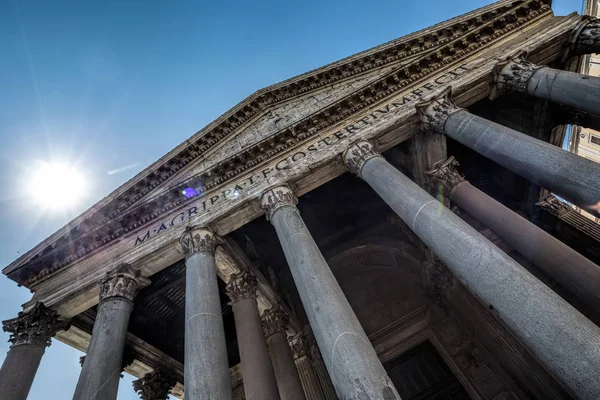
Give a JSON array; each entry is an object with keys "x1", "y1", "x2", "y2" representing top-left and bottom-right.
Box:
[{"x1": 3, "y1": 1, "x2": 600, "y2": 399}]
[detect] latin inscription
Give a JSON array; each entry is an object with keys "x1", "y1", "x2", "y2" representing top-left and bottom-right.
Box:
[{"x1": 133, "y1": 64, "x2": 472, "y2": 247}]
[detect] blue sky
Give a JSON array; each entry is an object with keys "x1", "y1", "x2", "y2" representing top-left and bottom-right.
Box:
[{"x1": 0, "y1": 0, "x2": 582, "y2": 398}]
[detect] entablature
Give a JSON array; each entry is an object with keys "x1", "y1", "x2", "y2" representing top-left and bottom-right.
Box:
[
  {"x1": 4, "y1": 0, "x2": 558, "y2": 292},
  {"x1": 23, "y1": 8, "x2": 585, "y2": 317}
]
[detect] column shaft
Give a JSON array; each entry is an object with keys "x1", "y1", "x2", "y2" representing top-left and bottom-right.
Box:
[
  {"x1": 295, "y1": 356, "x2": 324, "y2": 400},
  {"x1": 448, "y1": 176, "x2": 600, "y2": 311},
  {"x1": 267, "y1": 332, "x2": 306, "y2": 400},
  {"x1": 356, "y1": 148, "x2": 600, "y2": 399},
  {"x1": 445, "y1": 110, "x2": 600, "y2": 216},
  {"x1": 73, "y1": 264, "x2": 149, "y2": 400},
  {"x1": 526, "y1": 67, "x2": 600, "y2": 116},
  {"x1": 74, "y1": 298, "x2": 133, "y2": 400},
  {"x1": 0, "y1": 303, "x2": 67, "y2": 400},
  {"x1": 232, "y1": 297, "x2": 280, "y2": 400},
  {"x1": 261, "y1": 187, "x2": 401, "y2": 400},
  {"x1": 0, "y1": 344, "x2": 44, "y2": 400},
  {"x1": 184, "y1": 251, "x2": 231, "y2": 399}
]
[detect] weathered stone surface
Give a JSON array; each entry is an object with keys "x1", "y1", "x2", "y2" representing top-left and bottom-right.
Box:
[
  {"x1": 570, "y1": 16, "x2": 600, "y2": 56},
  {"x1": 262, "y1": 185, "x2": 401, "y2": 400},
  {"x1": 2, "y1": 303, "x2": 69, "y2": 348},
  {"x1": 7, "y1": 0, "x2": 560, "y2": 297},
  {"x1": 225, "y1": 269, "x2": 258, "y2": 305},
  {"x1": 132, "y1": 368, "x2": 177, "y2": 400},
  {"x1": 231, "y1": 290, "x2": 280, "y2": 400},
  {"x1": 357, "y1": 145, "x2": 600, "y2": 399},
  {"x1": 73, "y1": 298, "x2": 134, "y2": 400},
  {"x1": 179, "y1": 227, "x2": 217, "y2": 258},
  {"x1": 427, "y1": 157, "x2": 600, "y2": 312},
  {"x1": 184, "y1": 246, "x2": 231, "y2": 399},
  {"x1": 99, "y1": 263, "x2": 150, "y2": 303},
  {"x1": 0, "y1": 303, "x2": 69, "y2": 400}
]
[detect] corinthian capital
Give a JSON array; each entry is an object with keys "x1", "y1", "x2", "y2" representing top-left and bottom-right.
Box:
[
  {"x1": 416, "y1": 87, "x2": 462, "y2": 134},
  {"x1": 491, "y1": 54, "x2": 545, "y2": 98},
  {"x1": 99, "y1": 264, "x2": 151, "y2": 303},
  {"x1": 132, "y1": 368, "x2": 177, "y2": 400},
  {"x1": 261, "y1": 306, "x2": 289, "y2": 338},
  {"x1": 289, "y1": 332, "x2": 309, "y2": 360},
  {"x1": 342, "y1": 140, "x2": 382, "y2": 178},
  {"x1": 179, "y1": 227, "x2": 217, "y2": 257},
  {"x1": 570, "y1": 16, "x2": 600, "y2": 56},
  {"x1": 225, "y1": 269, "x2": 258, "y2": 304},
  {"x1": 424, "y1": 156, "x2": 467, "y2": 195},
  {"x1": 260, "y1": 185, "x2": 298, "y2": 221},
  {"x1": 2, "y1": 303, "x2": 70, "y2": 348}
]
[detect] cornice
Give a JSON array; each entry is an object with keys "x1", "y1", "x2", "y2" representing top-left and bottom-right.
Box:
[{"x1": 9, "y1": 0, "x2": 553, "y2": 287}]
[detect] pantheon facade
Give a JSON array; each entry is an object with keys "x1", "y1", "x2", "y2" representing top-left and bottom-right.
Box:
[{"x1": 2, "y1": 0, "x2": 600, "y2": 399}]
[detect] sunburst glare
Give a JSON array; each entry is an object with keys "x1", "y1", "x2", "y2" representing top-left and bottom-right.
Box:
[{"x1": 28, "y1": 161, "x2": 86, "y2": 211}]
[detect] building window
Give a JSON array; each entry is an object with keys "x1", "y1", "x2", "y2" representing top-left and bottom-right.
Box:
[{"x1": 591, "y1": 135, "x2": 600, "y2": 146}]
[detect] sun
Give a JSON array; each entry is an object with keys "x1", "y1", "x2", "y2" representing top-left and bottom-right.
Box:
[{"x1": 30, "y1": 161, "x2": 86, "y2": 210}]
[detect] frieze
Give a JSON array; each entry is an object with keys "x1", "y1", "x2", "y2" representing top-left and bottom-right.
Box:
[
  {"x1": 2, "y1": 302, "x2": 70, "y2": 348},
  {"x1": 19, "y1": 0, "x2": 553, "y2": 286}
]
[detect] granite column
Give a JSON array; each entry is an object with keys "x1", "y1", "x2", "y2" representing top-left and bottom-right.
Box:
[
  {"x1": 262, "y1": 306, "x2": 306, "y2": 400},
  {"x1": 290, "y1": 333, "x2": 325, "y2": 400},
  {"x1": 343, "y1": 140, "x2": 600, "y2": 399},
  {"x1": 73, "y1": 264, "x2": 149, "y2": 400},
  {"x1": 417, "y1": 88, "x2": 600, "y2": 217},
  {"x1": 491, "y1": 54, "x2": 600, "y2": 117},
  {"x1": 180, "y1": 227, "x2": 231, "y2": 400},
  {"x1": 260, "y1": 186, "x2": 400, "y2": 400},
  {"x1": 0, "y1": 303, "x2": 69, "y2": 400},
  {"x1": 425, "y1": 156, "x2": 600, "y2": 311},
  {"x1": 306, "y1": 329, "x2": 338, "y2": 400},
  {"x1": 226, "y1": 270, "x2": 280, "y2": 400}
]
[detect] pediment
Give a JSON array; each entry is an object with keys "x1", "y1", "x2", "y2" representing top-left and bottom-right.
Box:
[{"x1": 4, "y1": 0, "x2": 555, "y2": 286}]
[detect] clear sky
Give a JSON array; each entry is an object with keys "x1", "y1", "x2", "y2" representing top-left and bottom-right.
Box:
[{"x1": 0, "y1": 0, "x2": 583, "y2": 399}]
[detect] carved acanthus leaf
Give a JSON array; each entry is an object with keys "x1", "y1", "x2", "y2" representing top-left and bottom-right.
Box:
[
  {"x1": 225, "y1": 269, "x2": 258, "y2": 304},
  {"x1": 424, "y1": 156, "x2": 466, "y2": 195},
  {"x1": 342, "y1": 141, "x2": 382, "y2": 178},
  {"x1": 571, "y1": 16, "x2": 600, "y2": 56},
  {"x1": 2, "y1": 303, "x2": 70, "y2": 348},
  {"x1": 179, "y1": 227, "x2": 217, "y2": 257},
  {"x1": 260, "y1": 185, "x2": 298, "y2": 221},
  {"x1": 491, "y1": 54, "x2": 545, "y2": 95},
  {"x1": 261, "y1": 306, "x2": 289, "y2": 338},
  {"x1": 416, "y1": 87, "x2": 462, "y2": 133},
  {"x1": 99, "y1": 264, "x2": 151, "y2": 303},
  {"x1": 289, "y1": 332, "x2": 309, "y2": 360},
  {"x1": 132, "y1": 368, "x2": 178, "y2": 400}
]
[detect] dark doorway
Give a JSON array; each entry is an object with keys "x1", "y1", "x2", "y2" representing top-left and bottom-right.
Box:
[{"x1": 384, "y1": 341, "x2": 470, "y2": 400}]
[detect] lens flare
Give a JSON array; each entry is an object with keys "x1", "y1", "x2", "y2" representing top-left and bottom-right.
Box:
[{"x1": 30, "y1": 161, "x2": 86, "y2": 210}]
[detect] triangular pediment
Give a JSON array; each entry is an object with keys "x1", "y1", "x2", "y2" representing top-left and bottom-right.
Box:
[{"x1": 5, "y1": 0, "x2": 555, "y2": 286}]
